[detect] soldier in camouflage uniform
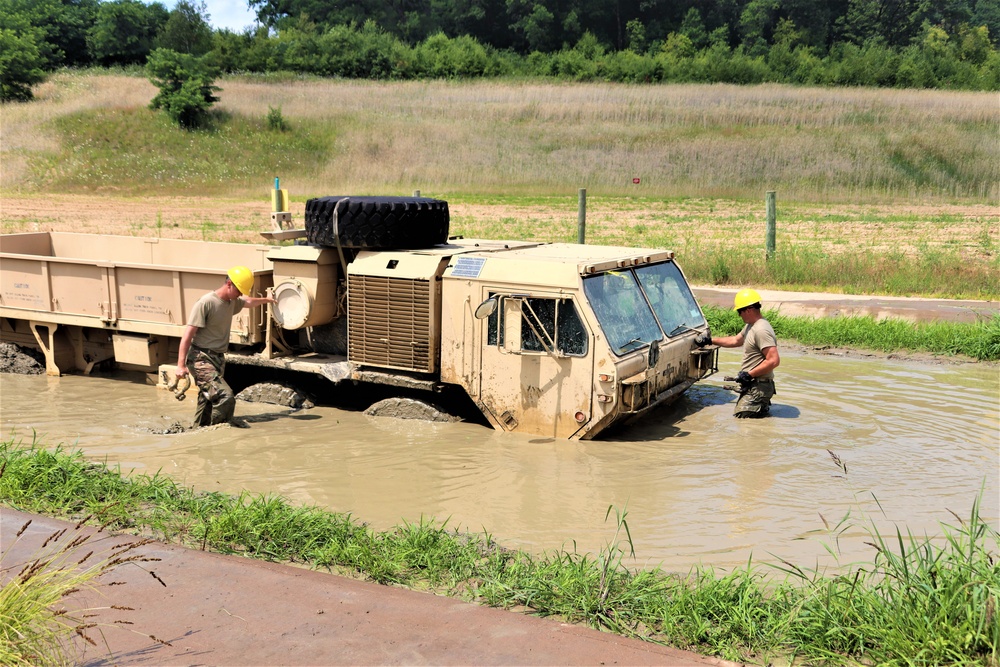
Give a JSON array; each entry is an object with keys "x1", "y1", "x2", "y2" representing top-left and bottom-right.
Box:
[
  {"x1": 175, "y1": 266, "x2": 275, "y2": 427},
  {"x1": 694, "y1": 288, "x2": 780, "y2": 418}
]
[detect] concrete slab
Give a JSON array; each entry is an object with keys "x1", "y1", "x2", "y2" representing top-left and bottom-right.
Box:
[{"x1": 1, "y1": 508, "x2": 737, "y2": 667}]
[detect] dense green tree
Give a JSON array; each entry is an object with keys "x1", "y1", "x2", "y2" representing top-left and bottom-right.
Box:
[
  {"x1": 739, "y1": 0, "x2": 780, "y2": 55},
  {"x1": 88, "y1": 0, "x2": 168, "y2": 65},
  {"x1": 839, "y1": 0, "x2": 928, "y2": 47},
  {"x1": 507, "y1": 0, "x2": 557, "y2": 52},
  {"x1": 157, "y1": 0, "x2": 213, "y2": 55},
  {"x1": 0, "y1": 21, "x2": 46, "y2": 101},
  {"x1": 679, "y1": 7, "x2": 710, "y2": 49},
  {"x1": 0, "y1": 0, "x2": 99, "y2": 68},
  {"x1": 147, "y1": 47, "x2": 220, "y2": 126},
  {"x1": 971, "y1": 0, "x2": 1000, "y2": 45}
]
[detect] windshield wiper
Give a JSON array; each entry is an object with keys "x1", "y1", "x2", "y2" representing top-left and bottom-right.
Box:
[
  {"x1": 668, "y1": 323, "x2": 696, "y2": 337},
  {"x1": 619, "y1": 337, "x2": 646, "y2": 352}
]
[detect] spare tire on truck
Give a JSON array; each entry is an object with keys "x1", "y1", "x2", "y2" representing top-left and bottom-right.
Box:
[{"x1": 305, "y1": 196, "x2": 450, "y2": 250}]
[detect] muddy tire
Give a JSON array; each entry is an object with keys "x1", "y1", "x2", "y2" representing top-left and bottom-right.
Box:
[
  {"x1": 364, "y1": 397, "x2": 459, "y2": 423},
  {"x1": 236, "y1": 383, "x2": 315, "y2": 409},
  {"x1": 305, "y1": 196, "x2": 450, "y2": 250}
]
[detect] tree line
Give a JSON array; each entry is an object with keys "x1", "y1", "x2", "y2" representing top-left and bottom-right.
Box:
[{"x1": 2, "y1": 0, "x2": 998, "y2": 103}]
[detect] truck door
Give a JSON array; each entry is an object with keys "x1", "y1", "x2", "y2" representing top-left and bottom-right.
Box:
[{"x1": 479, "y1": 294, "x2": 594, "y2": 439}]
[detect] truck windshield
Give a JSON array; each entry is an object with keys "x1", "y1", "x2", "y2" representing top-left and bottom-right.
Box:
[
  {"x1": 634, "y1": 261, "x2": 706, "y2": 336},
  {"x1": 582, "y1": 270, "x2": 661, "y2": 355}
]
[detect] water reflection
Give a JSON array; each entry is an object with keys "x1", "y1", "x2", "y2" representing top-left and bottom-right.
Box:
[{"x1": 1, "y1": 350, "x2": 996, "y2": 572}]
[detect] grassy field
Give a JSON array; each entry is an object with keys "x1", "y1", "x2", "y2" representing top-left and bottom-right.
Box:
[
  {"x1": 1, "y1": 70, "x2": 997, "y2": 298},
  {"x1": 705, "y1": 306, "x2": 1000, "y2": 361},
  {"x1": 3, "y1": 438, "x2": 998, "y2": 666}
]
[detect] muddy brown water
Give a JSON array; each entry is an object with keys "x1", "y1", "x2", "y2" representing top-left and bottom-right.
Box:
[{"x1": 2, "y1": 349, "x2": 997, "y2": 573}]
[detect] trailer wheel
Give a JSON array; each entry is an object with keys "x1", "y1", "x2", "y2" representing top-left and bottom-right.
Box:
[
  {"x1": 236, "y1": 383, "x2": 315, "y2": 409},
  {"x1": 364, "y1": 397, "x2": 459, "y2": 423},
  {"x1": 305, "y1": 196, "x2": 450, "y2": 250}
]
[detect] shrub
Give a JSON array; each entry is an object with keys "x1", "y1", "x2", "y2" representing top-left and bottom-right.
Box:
[
  {"x1": 266, "y1": 105, "x2": 288, "y2": 131},
  {"x1": 415, "y1": 33, "x2": 498, "y2": 78},
  {"x1": 146, "y1": 47, "x2": 220, "y2": 128}
]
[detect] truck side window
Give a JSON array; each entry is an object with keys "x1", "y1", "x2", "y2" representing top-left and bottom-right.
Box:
[
  {"x1": 521, "y1": 298, "x2": 587, "y2": 356},
  {"x1": 556, "y1": 299, "x2": 587, "y2": 355},
  {"x1": 486, "y1": 292, "x2": 503, "y2": 346}
]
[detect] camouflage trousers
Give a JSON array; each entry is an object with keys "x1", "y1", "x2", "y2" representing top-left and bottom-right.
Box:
[
  {"x1": 734, "y1": 378, "x2": 775, "y2": 418},
  {"x1": 188, "y1": 347, "x2": 236, "y2": 427}
]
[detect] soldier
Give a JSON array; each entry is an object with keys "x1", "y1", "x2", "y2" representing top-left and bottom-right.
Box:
[
  {"x1": 695, "y1": 288, "x2": 780, "y2": 418},
  {"x1": 175, "y1": 266, "x2": 276, "y2": 427}
]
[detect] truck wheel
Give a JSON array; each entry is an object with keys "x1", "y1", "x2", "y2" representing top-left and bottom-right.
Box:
[
  {"x1": 305, "y1": 196, "x2": 450, "y2": 250},
  {"x1": 236, "y1": 383, "x2": 315, "y2": 409},
  {"x1": 364, "y1": 397, "x2": 459, "y2": 423}
]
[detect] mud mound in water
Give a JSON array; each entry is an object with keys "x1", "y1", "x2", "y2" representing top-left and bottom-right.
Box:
[
  {"x1": 0, "y1": 343, "x2": 45, "y2": 375},
  {"x1": 364, "y1": 397, "x2": 459, "y2": 422},
  {"x1": 237, "y1": 383, "x2": 315, "y2": 409},
  {"x1": 139, "y1": 419, "x2": 251, "y2": 434}
]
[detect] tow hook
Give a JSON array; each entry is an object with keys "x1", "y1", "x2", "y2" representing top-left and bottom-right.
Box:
[{"x1": 166, "y1": 375, "x2": 192, "y2": 401}]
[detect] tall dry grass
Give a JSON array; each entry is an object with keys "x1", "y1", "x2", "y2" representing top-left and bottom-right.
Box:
[
  {"x1": 1, "y1": 74, "x2": 156, "y2": 191},
  {"x1": 2, "y1": 71, "x2": 997, "y2": 202},
  {"x1": 216, "y1": 78, "x2": 998, "y2": 200}
]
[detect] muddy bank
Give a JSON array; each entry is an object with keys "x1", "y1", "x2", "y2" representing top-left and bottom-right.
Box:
[
  {"x1": 0, "y1": 343, "x2": 44, "y2": 375},
  {"x1": 782, "y1": 341, "x2": 993, "y2": 366}
]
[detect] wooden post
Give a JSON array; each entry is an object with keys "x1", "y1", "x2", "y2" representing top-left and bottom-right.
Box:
[
  {"x1": 413, "y1": 190, "x2": 420, "y2": 197},
  {"x1": 577, "y1": 188, "x2": 587, "y2": 244},
  {"x1": 765, "y1": 191, "x2": 776, "y2": 260}
]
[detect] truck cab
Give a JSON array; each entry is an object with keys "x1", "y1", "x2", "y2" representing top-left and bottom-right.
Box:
[{"x1": 349, "y1": 239, "x2": 718, "y2": 439}]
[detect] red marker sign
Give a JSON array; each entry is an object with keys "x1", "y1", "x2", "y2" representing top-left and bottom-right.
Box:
[{"x1": 632, "y1": 178, "x2": 641, "y2": 184}]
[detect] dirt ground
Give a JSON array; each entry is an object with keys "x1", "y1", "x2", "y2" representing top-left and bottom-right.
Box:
[
  {"x1": 2, "y1": 194, "x2": 997, "y2": 262},
  {"x1": 1, "y1": 507, "x2": 738, "y2": 667}
]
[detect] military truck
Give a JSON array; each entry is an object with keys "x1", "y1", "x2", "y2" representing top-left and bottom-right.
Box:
[{"x1": 0, "y1": 196, "x2": 717, "y2": 440}]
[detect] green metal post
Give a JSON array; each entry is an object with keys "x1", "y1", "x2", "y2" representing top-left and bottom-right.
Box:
[
  {"x1": 766, "y1": 191, "x2": 776, "y2": 260},
  {"x1": 578, "y1": 188, "x2": 587, "y2": 244}
]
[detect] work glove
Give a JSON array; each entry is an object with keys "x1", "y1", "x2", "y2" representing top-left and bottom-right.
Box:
[
  {"x1": 736, "y1": 370, "x2": 753, "y2": 388},
  {"x1": 693, "y1": 333, "x2": 712, "y2": 347}
]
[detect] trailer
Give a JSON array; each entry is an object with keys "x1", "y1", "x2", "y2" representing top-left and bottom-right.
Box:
[{"x1": 0, "y1": 198, "x2": 718, "y2": 440}]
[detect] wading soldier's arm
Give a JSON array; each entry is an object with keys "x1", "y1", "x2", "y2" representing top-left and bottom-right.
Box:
[
  {"x1": 748, "y1": 346, "x2": 780, "y2": 378},
  {"x1": 176, "y1": 325, "x2": 198, "y2": 378},
  {"x1": 241, "y1": 295, "x2": 276, "y2": 309},
  {"x1": 710, "y1": 331, "x2": 745, "y2": 349}
]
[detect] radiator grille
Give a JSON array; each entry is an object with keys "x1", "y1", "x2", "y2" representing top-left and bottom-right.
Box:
[{"x1": 348, "y1": 276, "x2": 434, "y2": 373}]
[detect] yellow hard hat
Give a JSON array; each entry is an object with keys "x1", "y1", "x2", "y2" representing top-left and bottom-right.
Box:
[
  {"x1": 733, "y1": 288, "x2": 762, "y2": 311},
  {"x1": 227, "y1": 265, "x2": 254, "y2": 295}
]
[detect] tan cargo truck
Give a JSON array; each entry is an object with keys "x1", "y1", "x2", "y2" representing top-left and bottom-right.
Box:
[{"x1": 0, "y1": 197, "x2": 717, "y2": 440}]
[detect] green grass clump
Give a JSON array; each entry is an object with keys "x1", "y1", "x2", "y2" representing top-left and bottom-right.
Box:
[
  {"x1": 703, "y1": 306, "x2": 1000, "y2": 361},
  {"x1": 32, "y1": 107, "x2": 332, "y2": 193},
  {"x1": 678, "y1": 244, "x2": 1000, "y2": 300},
  {"x1": 0, "y1": 514, "x2": 170, "y2": 665},
  {"x1": 2, "y1": 437, "x2": 998, "y2": 665}
]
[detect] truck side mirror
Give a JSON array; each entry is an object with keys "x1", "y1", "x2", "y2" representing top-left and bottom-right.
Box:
[
  {"x1": 648, "y1": 339, "x2": 660, "y2": 369},
  {"x1": 474, "y1": 297, "x2": 498, "y2": 319},
  {"x1": 502, "y1": 297, "x2": 523, "y2": 354}
]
